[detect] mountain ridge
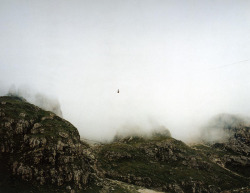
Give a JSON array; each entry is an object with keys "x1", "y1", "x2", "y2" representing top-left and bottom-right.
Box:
[{"x1": 0, "y1": 96, "x2": 249, "y2": 193}]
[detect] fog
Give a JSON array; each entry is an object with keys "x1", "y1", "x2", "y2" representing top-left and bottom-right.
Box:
[
  {"x1": 0, "y1": 0, "x2": 250, "y2": 142},
  {"x1": 200, "y1": 113, "x2": 250, "y2": 143},
  {"x1": 7, "y1": 85, "x2": 63, "y2": 117}
]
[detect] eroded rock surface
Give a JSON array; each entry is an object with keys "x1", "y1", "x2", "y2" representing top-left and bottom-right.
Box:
[{"x1": 0, "y1": 96, "x2": 94, "y2": 192}]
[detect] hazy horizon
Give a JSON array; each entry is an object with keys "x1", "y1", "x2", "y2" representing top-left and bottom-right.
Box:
[{"x1": 1, "y1": 0, "x2": 250, "y2": 142}]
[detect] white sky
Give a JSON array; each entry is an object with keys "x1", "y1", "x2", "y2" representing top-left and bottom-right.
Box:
[{"x1": 0, "y1": 0, "x2": 250, "y2": 141}]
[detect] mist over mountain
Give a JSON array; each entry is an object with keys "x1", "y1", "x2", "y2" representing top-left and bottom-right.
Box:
[
  {"x1": 1, "y1": 1, "x2": 250, "y2": 192},
  {"x1": 7, "y1": 85, "x2": 63, "y2": 117},
  {"x1": 200, "y1": 114, "x2": 250, "y2": 143},
  {"x1": 0, "y1": 96, "x2": 249, "y2": 193},
  {"x1": 1, "y1": 0, "x2": 250, "y2": 143},
  {"x1": 2, "y1": 84, "x2": 250, "y2": 145}
]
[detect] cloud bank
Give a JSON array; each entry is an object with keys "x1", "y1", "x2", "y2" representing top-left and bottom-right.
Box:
[{"x1": 0, "y1": 0, "x2": 250, "y2": 142}]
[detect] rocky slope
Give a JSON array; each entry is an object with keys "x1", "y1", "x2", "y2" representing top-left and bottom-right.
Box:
[
  {"x1": 196, "y1": 114, "x2": 250, "y2": 178},
  {"x1": 0, "y1": 96, "x2": 249, "y2": 193},
  {"x1": 94, "y1": 135, "x2": 249, "y2": 192},
  {"x1": 0, "y1": 96, "x2": 94, "y2": 193}
]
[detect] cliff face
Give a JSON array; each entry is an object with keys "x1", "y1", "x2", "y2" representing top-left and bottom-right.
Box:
[
  {"x1": 0, "y1": 96, "x2": 94, "y2": 193},
  {"x1": 0, "y1": 97, "x2": 249, "y2": 193}
]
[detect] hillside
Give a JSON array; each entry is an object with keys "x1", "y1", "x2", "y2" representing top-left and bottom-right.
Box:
[
  {"x1": 0, "y1": 96, "x2": 94, "y2": 192},
  {"x1": 0, "y1": 96, "x2": 249, "y2": 193},
  {"x1": 94, "y1": 135, "x2": 249, "y2": 192}
]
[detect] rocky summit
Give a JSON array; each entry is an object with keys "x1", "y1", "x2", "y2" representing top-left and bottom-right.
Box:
[{"x1": 0, "y1": 96, "x2": 249, "y2": 193}]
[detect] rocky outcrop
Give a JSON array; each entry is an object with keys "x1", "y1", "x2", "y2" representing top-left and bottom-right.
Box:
[
  {"x1": 0, "y1": 96, "x2": 95, "y2": 192},
  {"x1": 200, "y1": 114, "x2": 250, "y2": 178},
  {"x1": 96, "y1": 134, "x2": 249, "y2": 193}
]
